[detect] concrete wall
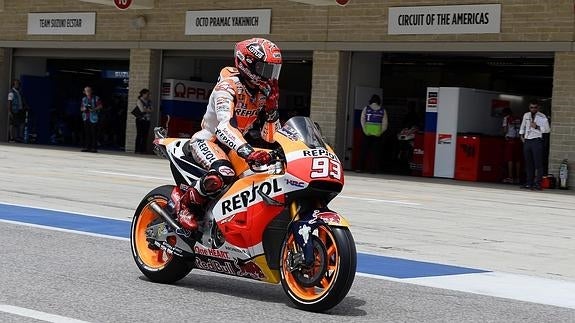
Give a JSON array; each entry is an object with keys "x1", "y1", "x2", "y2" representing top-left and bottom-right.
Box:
[
  {"x1": 0, "y1": 0, "x2": 574, "y2": 173},
  {"x1": 0, "y1": 1, "x2": 572, "y2": 43},
  {"x1": 126, "y1": 48, "x2": 161, "y2": 153},
  {"x1": 0, "y1": 48, "x2": 9, "y2": 141},
  {"x1": 551, "y1": 52, "x2": 575, "y2": 182},
  {"x1": 310, "y1": 50, "x2": 343, "y2": 153}
]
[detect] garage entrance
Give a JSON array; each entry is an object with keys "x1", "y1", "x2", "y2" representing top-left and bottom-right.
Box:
[
  {"x1": 348, "y1": 52, "x2": 554, "y2": 176},
  {"x1": 11, "y1": 49, "x2": 129, "y2": 149}
]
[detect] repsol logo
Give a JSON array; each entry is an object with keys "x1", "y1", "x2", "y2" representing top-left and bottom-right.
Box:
[
  {"x1": 215, "y1": 128, "x2": 237, "y2": 150},
  {"x1": 303, "y1": 149, "x2": 339, "y2": 161},
  {"x1": 222, "y1": 179, "x2": 282, "y2": 215},
  {"x1": 235, "y1": 108, "x2": 259, "y2": 118},
  {"x1": 197, "y1": 140, "x2": 216, "y2": 163}
]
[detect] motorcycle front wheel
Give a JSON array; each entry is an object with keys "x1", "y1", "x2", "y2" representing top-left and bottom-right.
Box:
[
  {"x1": 130, "y1": 185, "x2": 193, "y2": 283},
  {"x1": 280, "y1": 225, "x2": 357, "y2": 312}
]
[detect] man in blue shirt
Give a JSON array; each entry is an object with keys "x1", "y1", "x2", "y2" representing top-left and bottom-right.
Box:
[
  {"x1": 80, "y1": 86, "x2": 103, "y2": 152},
  {"x1": 7, "y1": 79, "x2": 26, "y2": 143}
]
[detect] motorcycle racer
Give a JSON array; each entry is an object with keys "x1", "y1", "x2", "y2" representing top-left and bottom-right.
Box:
[{"x1": 173, "y1": 38, "x2": 283, "y2": 231}]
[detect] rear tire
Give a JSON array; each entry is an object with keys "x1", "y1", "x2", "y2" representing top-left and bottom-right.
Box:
[
  {"x1": 130, "y1": 185, "x2": 193, "y2": 284},
  {"x1": 280, "y1": 226, "x2": 357, "y2": 312}
]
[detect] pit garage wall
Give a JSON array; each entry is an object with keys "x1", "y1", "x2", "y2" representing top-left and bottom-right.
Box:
[
  {"x1": 309, "y1": 50, "x2": 349, "y2": 158},
  {"x1": 0, "y1": 48, "x2": 9, "y2": 141},
  {"x1": 551, "y1": 52, "x2": 575, "y2": 181},
  {"x1": 126, "y1": 49, "x2": 161, "y2": 153}
]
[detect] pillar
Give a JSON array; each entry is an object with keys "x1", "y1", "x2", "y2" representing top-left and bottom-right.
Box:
[
  {"x1": 309, "y1": 50, "x2": 348, "y2": 157},
  {"x1": 126, "y1": 48, "x2": 161, "y2": 153},
  {"x1": 550, "y1": 52, "x2": 575, "y2": 183}
]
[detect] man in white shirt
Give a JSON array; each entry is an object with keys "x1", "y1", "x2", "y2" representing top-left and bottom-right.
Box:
[
  {"x1": 502, "y1": 107, "x2": 522, "y2": 184},
  {"x1": 518, "y1": 100, "x2": 550, "y2": 190}
]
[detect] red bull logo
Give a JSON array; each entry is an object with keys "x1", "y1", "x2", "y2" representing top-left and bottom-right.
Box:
[
  {"x1": 236, "y1": 260, "x2": 265, "y2": 280},
  {"x1": 314, "y1": 211, "x2": 341, "y2": 224}
]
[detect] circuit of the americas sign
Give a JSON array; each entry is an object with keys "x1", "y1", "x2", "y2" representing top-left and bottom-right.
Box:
[{"x1": 388, "y1": 4, "x2": 501, "y2": 35}]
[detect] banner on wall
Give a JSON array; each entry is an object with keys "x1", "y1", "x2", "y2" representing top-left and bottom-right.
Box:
[
  {"x1": 185, "y1": 9, "x2": 271, "y2": 35},
  {"x1": 28, "y1": 12, "x2": 96, "y2": 35},
  {"x1": 388, "y1": 4, "x2": 501, "y2": 35},
  {"x1": 161, "y1": 79, "x2": 214, "y2": 119}
]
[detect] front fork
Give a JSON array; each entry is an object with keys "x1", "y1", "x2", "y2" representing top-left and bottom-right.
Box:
[{"x1": 287, "y1": 201, "x2": 349, "y2": 267}]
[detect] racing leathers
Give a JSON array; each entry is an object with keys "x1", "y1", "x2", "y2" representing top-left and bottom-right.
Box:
[{"x1": 174, "y1": 67, "x2": 281, "y2": 231}]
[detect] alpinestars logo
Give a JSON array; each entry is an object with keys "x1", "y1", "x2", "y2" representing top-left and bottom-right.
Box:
[{"x1": 237, "y1": 144, "x2": 253, "y2": 159}]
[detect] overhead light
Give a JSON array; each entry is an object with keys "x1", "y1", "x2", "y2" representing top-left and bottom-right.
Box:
[
  {"x1": 59, "y1": 69, "x2": 95, "y2": 75},
  {"x1": 499, "y1": 94, "x2": 524, "y2": 102}
]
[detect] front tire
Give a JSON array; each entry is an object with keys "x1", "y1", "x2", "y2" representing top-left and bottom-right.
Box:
[
  {"x1": 280, "y1": 226, "x2": 357, "y2": 312},
  {"x1": 130, "y1": 185, "x2": 193, "y2": 283}
]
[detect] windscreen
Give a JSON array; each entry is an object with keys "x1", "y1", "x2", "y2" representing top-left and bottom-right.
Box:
[{"x1": 281, "y1": 117, "x2": 328, "y2": 149}]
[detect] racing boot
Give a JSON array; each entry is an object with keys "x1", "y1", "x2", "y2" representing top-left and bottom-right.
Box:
[
  {"x1": 176, "y1": 171, "x2": 224, "y2": 231},
  {"x1": 176, "y1": 188, "x2": 205, "y2": 231}
]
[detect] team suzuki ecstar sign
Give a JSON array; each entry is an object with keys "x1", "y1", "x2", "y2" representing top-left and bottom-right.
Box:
[
  {"x1": 28, "y1": 12, "x2": 96, "y2": 35},
  {"x1": 185, "y1": 9, "x2": 271, "y2": 35},
  {"x1": 388, "y1": 4, "x2": 501, "y2": 35},
  {"x1": 114, "y1": 0, "x2": 132, "y2": 10}
]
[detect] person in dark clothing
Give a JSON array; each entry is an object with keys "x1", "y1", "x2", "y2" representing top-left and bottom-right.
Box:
[
  {"x1": 357, "y1": 94, "x2": 388, "y2": 173},
  {"x1": 134, "y1": 88, "x2": 153, "y2": 154},
  {"x1": 80, "y1": 86, "x2": 103, "y2": 153}
]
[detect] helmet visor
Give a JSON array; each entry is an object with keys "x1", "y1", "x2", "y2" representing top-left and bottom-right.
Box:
[{"x1": 254, "y1": 62, "x2": 282, "y2": 80}]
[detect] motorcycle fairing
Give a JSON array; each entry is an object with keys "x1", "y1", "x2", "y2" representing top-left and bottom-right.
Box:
[
  {"x1": 289, "y1": 208, "x2": 350, "y2": 266},
  {"x1": 156, "y1": 138, "x2": 207, "y2": 185}
]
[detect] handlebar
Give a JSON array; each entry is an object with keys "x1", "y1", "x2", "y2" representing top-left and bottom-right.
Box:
[{"x1": 247, "y1": 149, "x2": 284, "y2": 173}]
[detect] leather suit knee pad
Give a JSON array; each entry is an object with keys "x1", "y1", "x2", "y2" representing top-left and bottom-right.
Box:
[{"x1": 200, "y1": 160, "x2": 236, "y2": 196}]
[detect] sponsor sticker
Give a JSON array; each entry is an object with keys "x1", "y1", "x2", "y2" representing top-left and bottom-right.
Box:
[{"x1": 438, "y1": 134, "x2": 453, "y2": 145}]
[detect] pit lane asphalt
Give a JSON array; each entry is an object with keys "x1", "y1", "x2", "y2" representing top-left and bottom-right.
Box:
[
  {"x1": 1, "y1": 144, "x2": 574, "y2": 321},
  {"x1": 0, "y1": 222, "x2": 573, "y2": 323}
]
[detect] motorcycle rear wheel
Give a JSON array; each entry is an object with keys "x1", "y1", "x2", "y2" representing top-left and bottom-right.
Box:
[
  {"x1": 280, "y1": 225, "x2": 357, "y2": 312},
  {"x1": 130, "y1": 185, "x2": 193, "y2": 283}
]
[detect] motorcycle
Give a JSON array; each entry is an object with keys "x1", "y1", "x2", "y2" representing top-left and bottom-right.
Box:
[{"x1": 130, "y1": 116, "x2": 357, "y2": 312}]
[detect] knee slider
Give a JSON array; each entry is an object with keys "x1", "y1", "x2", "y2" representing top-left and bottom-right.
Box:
[
  {"x1": 199, "y1": 171, "x2": 224, "y2": 196},
  {"x1": 199, "y1": 160, "x2": 236, "y2": 197}
]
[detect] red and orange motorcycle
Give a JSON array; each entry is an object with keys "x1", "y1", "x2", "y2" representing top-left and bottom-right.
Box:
[{"x1": 130, "y1": 117, "x2": 356, "y2": 312}]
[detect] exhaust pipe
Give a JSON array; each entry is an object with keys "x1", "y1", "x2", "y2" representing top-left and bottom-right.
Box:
[{"x1": 149, "y1": 201, "x2": 185, "y2": 232}]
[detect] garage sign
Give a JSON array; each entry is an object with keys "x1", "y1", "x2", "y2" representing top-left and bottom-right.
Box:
[
  {"x1": 114, "y1": 0, "x2": 132, "y2": 10},
  {"x1": 161, "y1": 79, "x2": 214, "y2": 103},
  {"x1": 28, "y1": 12, "x2": 96, "y2": 35},
  {"x1": 185, "y1": 9, "x2": 271, "y2": 35},
  {"x1": 388, "y1": 4, "x2": 501, "y2": 35}
]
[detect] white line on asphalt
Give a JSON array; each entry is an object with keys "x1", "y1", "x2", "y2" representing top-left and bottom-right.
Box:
[
  {"x1": 88, "y1": 171, "x2": 423, "y2": 206},
  {"x1": 356, "y1": 272, "x2": 404, "y2": 282},
  {"x1": 0, "y1": 220, "x2": 130, "y2": 241},
  {"x1": 89, "y1": 170, "x2": 171, "y2": 181},
  {"x1": 3, "y1": 218, "x2": 575, "y2": 309},
  {"x1": 0, "y1": 201, "x2": 132, "y2": 222},
  {"x1": 359, "y1": 271, "x2": 575, "y2": 310},
  {"x1": 337, "y1": 195, "x2": 421, "y2": 206},
  {"x1": 0, "y1": 304, "x2": 90, "y2": 323}
]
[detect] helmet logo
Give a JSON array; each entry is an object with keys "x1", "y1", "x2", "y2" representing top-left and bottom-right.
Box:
[
  {"x1": 247, "y1": 43, "x2": 265, "y2": 59},
  {"x1": 236, "y1": 51, "x2": 245, "y2": 61}
]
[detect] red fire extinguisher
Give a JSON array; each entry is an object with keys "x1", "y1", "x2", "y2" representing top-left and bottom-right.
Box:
[{"x1": 559, "y1": 159, "x2": 569, "y2": 189}]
